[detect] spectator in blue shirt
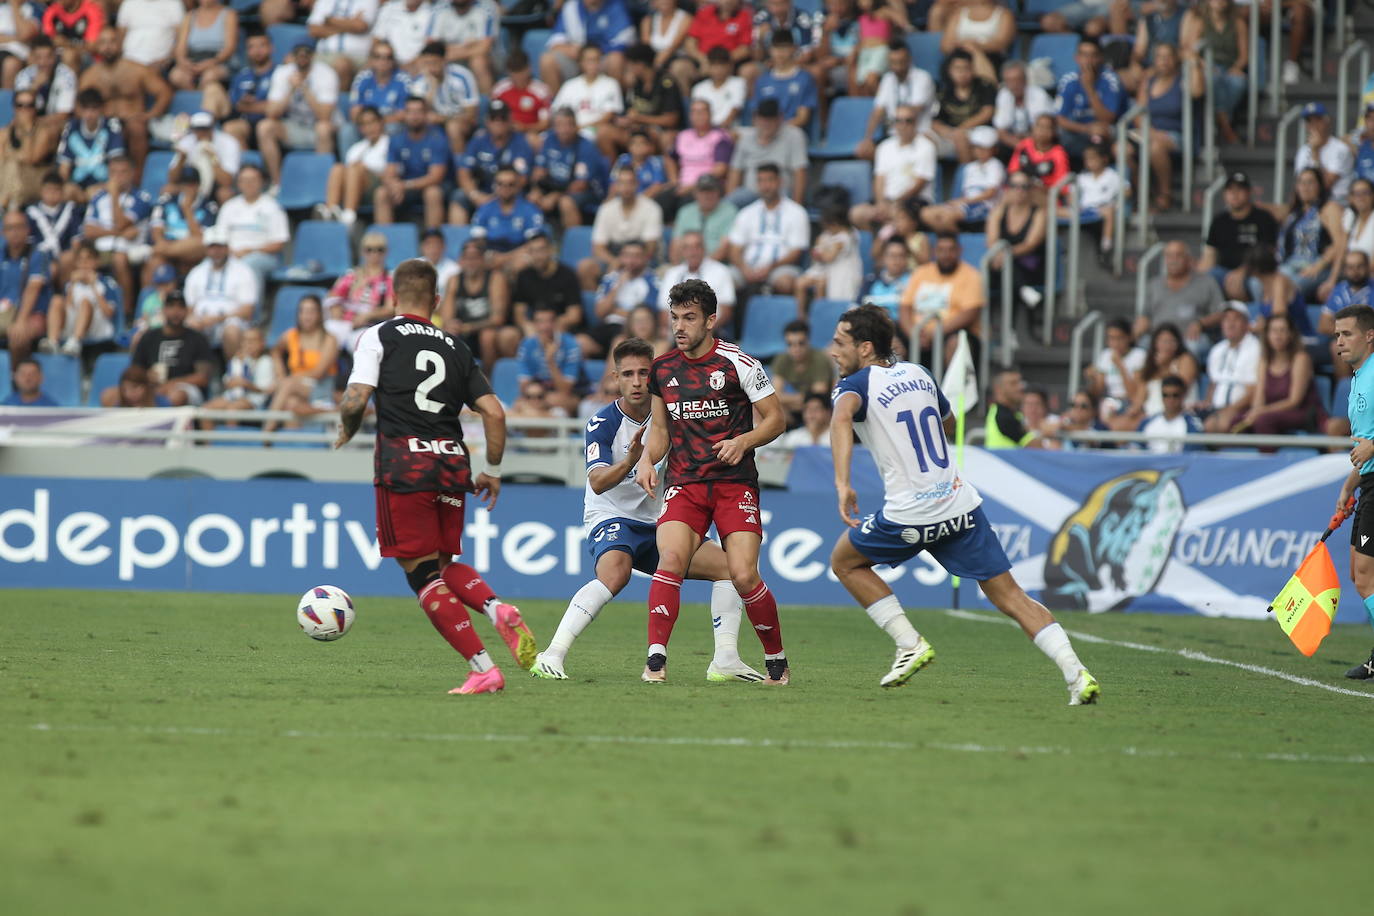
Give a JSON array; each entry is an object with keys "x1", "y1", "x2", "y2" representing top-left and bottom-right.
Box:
[
  {"x1": 588, "y1": 239, "x2": 658, "y2": 354},
  {"x1": 374, "y1": 95, "x2": 448, "y2": 229},
  {"x1": 151, "y1": 166, "x2": 218, "y2": 278},
  {"x1": 223, "y1": 29, "x2": 275, "y2": 151},
  {"x1": 1054, "y1": 37, "x2": 1124, "y2": 160},
  {"x1": 859, "y1": 238, "x2": 913, "y2": 321},
  {"x1": 473, "y1": 167, "x2": 547, "y2": 273},
  {"x1": 530, "y1": 106, "x2": 610, "y2": 226},
  {"x1": 338, "y1": 38, "x2": 408, "y2": 154},
  {"x1": 0, "y1": 210, "x2": 55, "y2": 361},
  {"x1": 56, "y1": 88, "x2": 126, "y2": 202},
  {"x1": 450, "y1": 99, "x2": 535, "y2": 224},
  {"x1": 752, "y1": 0, "x2": 821, "y2": 60},
  {"x1": 516, "y1": 304, "x2": 585, "y2": 412},
  {"x1": 1354, "y1": 104, "x2": 1374, "y2": 183},
  {"x1": 2, "y1": 358, "x2": 59, "y2": 406},
  {"x1": 1320, "y1": 250, "x2": 1372, "y2": 371},
  {"x1": 613, "y1": 129, "x2": 672, "y2": 199},
  {"x1": 750, "y1": 29, "x2": 818, "y2": 130},
  {"x1": 540, "y1": 0, "x2": 635, "y2": 91}
]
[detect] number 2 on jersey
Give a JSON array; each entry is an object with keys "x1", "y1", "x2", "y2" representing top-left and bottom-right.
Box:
[
  {"x1": 896, "y1": 407, "x2": 949, "y2": 471},
  {"x1": 414, "y1": 350, "x2": 447, "y2": 413}
]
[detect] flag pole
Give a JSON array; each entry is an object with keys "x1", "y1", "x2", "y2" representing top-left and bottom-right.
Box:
[{"x1": 952, "y1": 385, "x2": 965, "y2": 611}]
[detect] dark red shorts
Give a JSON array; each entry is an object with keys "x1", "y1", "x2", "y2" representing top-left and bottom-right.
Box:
[
  {"x1": 375, "y1": 488, "x2": 466, "y2": 559},
  {"x1": 657, "y1": 480, "x2": 763, "y2": 540}
]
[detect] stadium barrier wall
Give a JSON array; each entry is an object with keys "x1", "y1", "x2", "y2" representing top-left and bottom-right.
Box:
[{"x1": 0, "y1": 447, "x2": 1359, "y2": 621}]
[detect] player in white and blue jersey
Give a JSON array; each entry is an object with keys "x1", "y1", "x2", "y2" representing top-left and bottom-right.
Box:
[
  {"x1": 826, "y1": 305, "x2": 1100, "y2": 705},
  {"x1": 531, "y1": 337, "x2": 763, "y2": 683}
]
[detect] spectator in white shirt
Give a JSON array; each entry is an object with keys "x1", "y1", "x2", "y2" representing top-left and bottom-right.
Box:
[
  {"x1": 691, "y1": 46, "x2": 747, "y2": 129},
  {"x1": 306, "y1": 0, "x2": 379, "y2": 90},
  {"x1": 659, "y1": 230, "x2": 737, "y2": 328},
  {"x1": 0, "y1": 0, "x2": 39, "y2": 88},
  {"x1": 1294, "y1": 102, "x2": 1354, "y2": 204},
  {"x1": 172, "y1": 111, "x2": 243, "y2": 203},
  {"x1": 1137, "y1": 374, "x2": 1203, "y2": 454},
  {"x1": 118, "y1": 0, "x2": 185, "y2": 70},
  {"x1": 1083, "y1": 317, "x2": 1147, "y2": 418},
  {"x1": 580, "y1": 165, "x2": 664, "y2": 287},
  {"x1": 446, "y1": 0, "x2": 499, "y2": 93},
  {"x1": 217, "y1": 163, "x2": 289, "y2": 291},
  {"x1": 318, "y1": 104, "x2": 389, "y2": 226},
  {"x1": 184, "y1": 224, "x2": 259, "y2": 356},
  {"x1": 258, "y1": 42, "x2": 340, "y2": 189},
  {"x1": 850, "y1": 103, "x2": 937, "y2": 231},
  {"x1": 727, "y1": 162, "x2": 810, "y2": 297},
  {"x1": 856, "y1": 41, "x2": 936, "y2": 159},
  {"x1": 1071, "y1": 142, "x2": 1122, "y2": 263},
  {"x1": 921, "y1": 125, "x2": 1004, "y2": 232},
  {"x1": 371, "y1": 0, "x2": 458, "y2": 68},
  {"x1": 1200, "y1": 303, "x2": 1262, "y2": 432},
  {"x1": 993, "y1": 59, "x2": 1053, "y2": 148},
  {"x1": 551, "y1": 44, "x2": 625, "y2": 158},
  {"x1": 775, "y1": 391, "x2": 833, "y2": 447}
]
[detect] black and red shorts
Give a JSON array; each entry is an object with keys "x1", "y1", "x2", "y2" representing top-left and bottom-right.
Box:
[
  {"x1": 658, "y1": 480, "x2": 763, "y2": 540},
  {"x1": 375, "y1": 488, "x2": 466, "y2": 559}
]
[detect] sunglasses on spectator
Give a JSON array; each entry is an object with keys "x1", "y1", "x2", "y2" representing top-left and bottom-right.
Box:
[
  {"x1": 14, "y1": 99, "x2": 34, "y2": 108},
  {"x1": 1162, "y1": 391, "x2": 1185, "y2": 399},
  {"x1": 364, "y1": 246, "x2": 387, "y2": 253},
  {"x1": 372, "y1": 52, "x2": 394, "y2": 60},
  {"x1": 1071, "y1": 400, "x2": 1092, "y2": 409},
  {"x1": 495, "y1": 179, "x2": 519, "y2": 188}
]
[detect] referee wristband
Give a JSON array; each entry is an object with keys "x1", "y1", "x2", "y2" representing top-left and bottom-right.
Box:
[{"x1": 484, "y1": 464, "x2": 502, "y2": 478}]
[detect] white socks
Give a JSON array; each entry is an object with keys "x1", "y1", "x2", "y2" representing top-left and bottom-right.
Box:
[
  {"x1": 710, "y1": 580, "x2": 743, "y2": 663},
  {"x1": 480, "y1": 596, "x2": 501, "y2": 623},
  {"x1": 469, "y1": 649, "x2": 494, "y2": 673},
  {"x1": 864, "y1": 594, "x2": 922, "y2": 650},
  {"x1": 543, "y1": 579, "x2": 614, "y2": 664},
  {"x1": 1033, "y1": 622, "x2": 1086, "y2": 685}
]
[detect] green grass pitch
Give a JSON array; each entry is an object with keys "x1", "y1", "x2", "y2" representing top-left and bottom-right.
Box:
[{"x1": 2, "y1": 588, "x2": 1372, "y2": 915}]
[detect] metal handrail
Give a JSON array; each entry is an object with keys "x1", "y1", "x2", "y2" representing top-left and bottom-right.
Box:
[
  {"x1": 1269, "y1": 0, "x2": 1281, "y2": 115},
  {"x1": 1114, "y1": 103, "x2": 1150, "y2": 275},
  {"x1": 1273, "y1": 102, "x2": 1305, "y2": 206},
  {"x1": 1337, "y1": 41, "x2": 1371, "y2": 138},
  {"x1": 1044, "y1": 172, "x2": 1072, "y2": 336},
  {"x1": 1067, "y1": 311, "x2": 1104, "y2": 400},
  {"x1": 1060, "y1": 181, "x2": 1082, "y2": 328},
  {"x1": 1202, "y1": 46, "x2": 1216, "y2": 184},
  {"x1": 1247, "y1": 0, "x2": 1260, "y2": 147},
  {"x1": 1336, "y1": 0, "x2": 1347, "y2": 54},
  {"x1": 1134, "y1": 241, "x2": 1167, "y2": 320},
  {"x1": 1199, "y1": 172, "x2": 1228, "y2": 240},
  {"x1": 911, "y1": 313, "x2": 946, "y2": 383},
  {"x1": 1182, "y1": 57, "x2": 1194, "y2": 213},
  {"x1": 979, "y1": 239, "x2": 1013, "y2": 383},
  {"x1": 1313, "y1": 0, "x2": 1324, "y2": 85}
]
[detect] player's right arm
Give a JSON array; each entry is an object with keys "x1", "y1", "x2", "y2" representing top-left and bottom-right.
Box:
[
  {"x1": 637, "y1": 394, "x2": 669, "y2": 496},
  {"x1": 831, "y1": 388, "x2": 861, "y2": 528},
  {"x1": 472, "y1": 392, "x2": 506, "y2": 510}
]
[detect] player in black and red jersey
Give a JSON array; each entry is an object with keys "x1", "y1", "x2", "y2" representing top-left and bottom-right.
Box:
[
  {"x1": 335, "y1": 258, "x2": 537, "y2": 695},
  {"x1": 638, "y1": 278, "x2": 790, "y2": 684}
]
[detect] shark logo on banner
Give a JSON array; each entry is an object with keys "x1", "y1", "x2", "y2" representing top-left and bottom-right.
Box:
[{"x1": 1043, "y1": 470, "x2": 1186, "y2": 612}]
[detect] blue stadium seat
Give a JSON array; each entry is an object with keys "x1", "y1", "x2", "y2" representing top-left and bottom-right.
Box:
[
  {"x1": 958, "y1": 232, "x2": 988, "y2": 266},
  {"x1": 34, "y1": 354, "x2": 80, "y2": 406},
  {"x1": 858, "y1": 229, "x2": 873, "y2": 277},
  {"x1": 500, "y1": 0, "x2": 545, "y2": 25},
  {"x1": 905, "y1": 32, "x2": 945, "y2": 76},
  {"x1": 0, "y1": 89, "x2": 14, "y2": 128},
  {"x1": 584, "y1": 358, "x2": 606, "y2": 384},
  {"x1": 491, "y1": 358, "x2": 521, "y2": 405},
  {"x1": 1306, "y1": 305, "x2": 1323, "y2": 337},
  {"x1": 738, "y1": 296, "x2": 798, "y2": 359},
  {"x1": 560, "y1": 225, "x2": 594, "y2": 268},
  {"x1": 170, "y1": 91, "x2": 204, "y2": 116},
  {"x1": 809, "y1": 299, "x2": 851, "y2": 349},
  {"x1": 365, "y1": 223, "x2": 418, "y2": 269},
  {"x1": 522, "y1": 29, "x2": 552, "y2": 62},
  {"x1": 86, "y1": 352, "x2": 130, "y2": 406},
  {"x1": 810, "y1": 96, "x2": 874, "y2": 159},
  {"x1": 1028, "y1": 34, "x2": 1079, "y2": 86},
  {"x1": 140, "y1": 150, "x2": 175, "y2": 198},
  {"x1": 277, "y1": 152, "x2": 335, "y2": 211},
  {"x1": 269, "y1": 285, "x2": 330, "y2": 344},
  {"x1": 1334, "y1": 376, "x2": 1352, "y2": 418},
  {"x1": 442, "y1": 224, "x2": 472, "y2": 258},
  {"x1": 1018, "y1": 0, "x2": 1062, "y2": 28},
  {"x1": 273, "y1": 221, "x2": 351, "y2": 283},
  {"x1": 793, "y1": 0, "x2": 822, "y2": 13},
  {"x1": 817, "y1": 160, "x2": 873, "y2": 207},
  {"x1": 0, "y1": 350, "x2": 9, "y2": 399},
  {"x1": 268, "y1": 24, "x2": 313, "y2": 65},
  {"x1": 581, "y1": 289, "x2": 598, "y2": 326},
  {"x1": 951, "y1": 163, "x2": 966, "y2": 199},
  {"x1": 1315, "y1": 374, "x2": 1333, "y2": 415}
]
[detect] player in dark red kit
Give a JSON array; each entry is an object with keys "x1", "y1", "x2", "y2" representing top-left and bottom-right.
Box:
[
  {"x1": 638, "y1": 278, "x2": 790, "y2": 684},
  {"x1": 335, "y1": 258, "x2": 537, "y2": 695}
]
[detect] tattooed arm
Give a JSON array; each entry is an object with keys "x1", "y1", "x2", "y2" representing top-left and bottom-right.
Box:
[{"x1": 333, "y1": 383, "x2": 375, "y2": 449}]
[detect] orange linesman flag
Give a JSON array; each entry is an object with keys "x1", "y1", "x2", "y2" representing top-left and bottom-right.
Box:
[{"x1": 1267, "y1": 497, "x2": 1355, "y2": 657}]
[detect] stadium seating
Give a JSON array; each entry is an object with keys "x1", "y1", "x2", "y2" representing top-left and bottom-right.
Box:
[
  {"x1": 1018, "y1": 0, "x2": 1062, "y2": 29},
  {"x1": 584, "y1": 359, "x2": 606, "y2": 384},
  {"x1": 272, "y1": 221, "x2": 351, "y2": 284},
  {"x1": 34, "y1": 354, "x2": 80, "y2": 407},
  {"x1": 442, "y1": 225, "x2": 472, "y2": 259},
  {"x1": 857, "y1": 229, "x2": 874, "y2": 277},
  {"x1": 1333, "y1": 377, "x2": 1352, "y2": 418},
  {"x1": 366, "y1": 224, "x2": 418, "y2": 269},
  {"x1": 490, "y1": 357, "x2": 521, "y2": 405},
  {"x1": 86, "y1": 352, "x2": 131, "y2": 406},
  {"x1": 140, "y1": 150, "x2": 175, "y2": 198},
  {"x1": 560, "y1": 226, "x2": 593, "y2": 269},
  {"x1": 270, "y1": 285, "x2": 331, "y2": 344},
  {"x1": 267, "y1": 24, "x2": 313, "y2": 65},
  {"x1": 809, "y1": 299, "x2": 851, "y2": 349},
  {"x1": 581, "y1": 289, "x2": 597, "y2": 326},
  {"x1": 0, "y1": 89, "x2": 14, "y2": 128},
  {"x1": 0, "y1": 350, "x2": 9, "y2": 399},
  {"x1": 958, "y1": 232, "x2": 988, "y2": 267},
  {"x1": 738, "y1": 296, "x2": 798, "y2": 359},
  {"x1": 1314, "y1": 375, "x2": 1333, "y2": 416},
  {"x1": 905, "y1": 32, "x2": 945, "y2": 75},
  {"x1": 817, "y1": 160, "x2": 873, "y2": 208},
  {"x1": 1027, "y1": 34, "x2": 1079, "y2": 86},
  {"x1": 276, "y1": 152, "x2": 335, "y2": 212},
  {"x1": 521, "y1": 29, "x2": 552, "y2": 62},
  {"x1": 810, "y1": 97, "x2": 874, "y2": 159}
]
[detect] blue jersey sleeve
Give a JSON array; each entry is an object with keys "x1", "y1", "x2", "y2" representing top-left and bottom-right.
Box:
[
  {"x1": 1098, "y1": 70, "x2": 1124, "y2": 116},
  {"x1": 584, "y1": 408, "x2": 621, "y2": 470},
  {"x1": 798, "y1": 71, "x2": 819, "y2": 114},
  {"x1": 832, "y1": 367, "x2": 870, "y2": 422},
  {"x1": 515, "y1": 336, "x2": 541, "y2": 380}
]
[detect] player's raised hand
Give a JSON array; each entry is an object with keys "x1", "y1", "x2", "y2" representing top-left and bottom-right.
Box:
[
  {"x1": 838, "y1": 485, "x2": 860, "y2": 528},
  {"x1": 625, "y1": 422, "x2": 646, "y2": 466},
  {"x1": 712, "y1": 436, "x2": 747, "y2": 466},
  {"x1": 474, "y1": 472, "x2": 501, "y2": 510}
]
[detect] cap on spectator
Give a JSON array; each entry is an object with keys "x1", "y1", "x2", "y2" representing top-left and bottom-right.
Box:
[
  {"x1": 469, "y1": 225, "x2": 488, "y2": 239},
  {"x1": 204, "y1": 225, "x2": 230, "y2": 246},
  {"x1": 1223, "y1": 300, "x2": 1250, "y2": 317},
  {"x1": 152, "y1": 264, "x2": 177, "y2": 284},
  {"x1": 756, "y1": 98, "x2": 781, "y2": 119},
  {"x1": 695, "y1": 174, "x2": 723, "y2": 192},
  {"x1": 1225, "y1": 171, "x2": 1251, "y2": 189},
  {"x1": 1301, "y1": 101, "x2": 1327, "y2": 119},
  {"x1": 174, "y1": 166, "x2": 199, "y2": 184},
  {"x1": 189, "y1": 111, "x2": 214, "y2": 129},
  {"x1": 970, "y1": 126, "x2": 998, "y2": 148},
  {"x1": 489, "y1": 99, "x2": 510, "y2": 119}
]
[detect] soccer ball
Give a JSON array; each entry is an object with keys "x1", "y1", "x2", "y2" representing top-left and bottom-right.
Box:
[{"x1": 297, "y1": 585, "x2": 356, "y2": 641}]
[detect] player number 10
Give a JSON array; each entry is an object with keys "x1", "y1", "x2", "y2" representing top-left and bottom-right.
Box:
[{"x1": 896, "y1": 407, "x2": 949, "y2": 471}]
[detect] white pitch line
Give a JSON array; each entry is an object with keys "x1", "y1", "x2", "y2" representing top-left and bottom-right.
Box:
[
  {"x1": 19, "y1": 722, "x2": 1374, "y2": 766},
  {"x1": 943, "y1": 608, "x2": 1374, "y2": 700}
]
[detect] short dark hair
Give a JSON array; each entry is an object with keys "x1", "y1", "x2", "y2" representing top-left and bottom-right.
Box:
[
  {"x1": 357, "y1": 104, "x2": 381, "y2": 121},
  {"x1": 707, "y1": 46, "x2": 730, "y2": 64},
  {"x1": 393, "y1": 258, "x2": 438, "y2": 308},
  {"x1": 12, "y1": 357, "x2": 39, "y2": 375},
  {"x1": 803, "y1": 391, "x2": 831, "y2": 412},
  {"x1": 771, "y1": 28, "x2": 795, "y2": 47},
  {"x1": 41, "y1": 170, "x2": 62, "y2": 186},
  {"x1": 667, "y1": 278, "x2": 717, "y2": 317},
  {"x1": 420, "y1": 227, "x2": 444, "y2": 244},
  {"x1": 531, "y1": 304, "x2": 560, "y2": 320},
  {"x1": 29, "y1": 35, "x2": 52, "y2": 50},
  {"x1": 756, "y1": 162, "x2": 781, "y2": 178},
  {"x1": 934, "y1": 231, "x2": 960, "y2": 246},
  {"x1": 76, "y1": 87, "x2": 104, "y2": 109},
  {"x1": 1335, "y1": 304, "x2": 1374, "y2": 331},
  {"x1": 888, "y1": 38, "x2": 908, "y2": 54},
  {"x1": 244, "y1": 27, "x2": 268, "y2": 40},
  {"x1": 946, "y1": 48, "x2": 973, "y2": 67},
  {"x1": 421, "y1": 40, "x2": 446, "y2": 57},
  {"x1": 613, "y1": 336, "x2": 655, "y2": 365},
  {"x1": 507, "y1": 48, "x2": 530, "y2": 71},
  {"x1": 838, "y1": 304, "x2": 895, "y2": 361},
  {"x1": 626, "y1": 43, "x2": 655, "y2": 66},
  {"x1": 783, "y1": 319, "x2": 809, "y2": 338},
  {"x1": 1160, "y1": 374, "x2": 1187, "y2": 392},
  {"x1": 1106, "y1": 317, "x2": 1132, "y2": 336}
]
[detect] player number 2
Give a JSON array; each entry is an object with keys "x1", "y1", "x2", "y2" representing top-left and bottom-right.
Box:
[
  {"x1": 414, "y1": 350, "x2": 447, "y2": 413},
  {"x1": 896, "y1": 407, "x2": 949, "y2": 471}
]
